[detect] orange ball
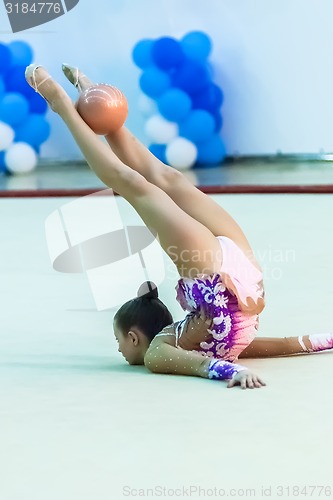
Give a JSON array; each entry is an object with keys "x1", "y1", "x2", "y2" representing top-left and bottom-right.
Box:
[{"x1": 76, "y1": 84, "x2": 128, "y2": 135}]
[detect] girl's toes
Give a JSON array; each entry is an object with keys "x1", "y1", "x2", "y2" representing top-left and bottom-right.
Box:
[
  {"x1": 62, "y1": 63, "x2": 94, "y2": 92},
  {"x1": 25, "y1": 64, "x2": 72, "y2": 113},
  {"x1": 25, "y1": 64, "x2": 51, "y2": 95}
]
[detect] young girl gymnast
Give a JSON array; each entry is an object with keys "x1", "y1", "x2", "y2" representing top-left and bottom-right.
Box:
[{"x1": 25, "y1": 64, "x2": 333, "y2": 390}]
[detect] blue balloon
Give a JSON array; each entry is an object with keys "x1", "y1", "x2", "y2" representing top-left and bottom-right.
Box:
[
  {"x1": 4, "y1": 65, "x2": 30, "y2": 96},
  {"x1": 179, "y1": 110, "x2": 215, "y2": 143},
  {"x1": 181, "y1": 31, "x2": 212, "y2": 62},
  {"x1": 0, "y1": 93, "x2": 29, "y2": 127},
  {"x1": 8, "y1": 41, "x2": 33, "y2": 67},
  {"x1": 172, "y1": 60, "x2": 210, "y2": 95},
  {"x1": 0, "y1": 151, "x2": 6, "y2": 173},
  {"x1": 27, "y1": 90, "x2": 48, "y2": 114},
  {"x1": 213, "y1": 112, "x2": 223, "y2": 131},
  {"x1": 0, "y1": 77, "x2": 5, "y2": 98},
  {"x1": 197, "y1": 134, "x2": 226, "y2": 165},
  {"x1": 0, "y1": 44, "x2": 12, "y2": 75},
  {"x1": 157, "y1": 88, "x2": 192, "y2": 122},
  {"x1": 192, "y1": 83, "x2": 224, "y2": 112},
  {"x1": 5, "y1": 65, "x2": 48, "y2": 114},
  {"x1": 152, "y1": 37, "x2": 184, "y2": 71},
  {"x1": 149, "y1": 144, "x2": 167, "y2": 164},
  {"x1": 15, "y1": 114, "x2": 50, "y2": 148},
  {"x1": 139, "y1": 67, "x2": 171, "y2": 98},
  {"x1": 132, "y1": 39, "x2": 154, "y2": 69}
]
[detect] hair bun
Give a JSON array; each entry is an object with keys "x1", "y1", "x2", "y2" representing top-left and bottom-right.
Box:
[{"x1": 137, "y1": 281, "x2": 158, "y2": 300}]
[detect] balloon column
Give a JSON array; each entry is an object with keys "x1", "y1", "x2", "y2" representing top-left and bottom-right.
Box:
[
  {"x1": 0, "y1": 41, "x2": 50, "y2": 175},
  {"x1": 132, "y1": 31, "x2": 226, "y2": 170}
]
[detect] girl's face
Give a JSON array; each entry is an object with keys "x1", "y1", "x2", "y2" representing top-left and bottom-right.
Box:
[
  {"x1": 114, "y1": 327, "x2": 132, "y2": 364},
  {"x1": 113, "y1": 322, "x2": 143, "y2": 365}
]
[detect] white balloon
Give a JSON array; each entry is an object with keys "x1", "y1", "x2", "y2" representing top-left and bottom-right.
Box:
[
  {"x1": 145, "y1": 114, "x2": 178, "y2": 144},
  {"x1": 5, "y1": 142, "x2": 38, "y2": 174},
  {"x1": 137, "y1": 94, "x2": 157, "y2": 116},
  {"x1": 0, "y1": 121, "x2": 14, "y2": 151},
  {"x1": 166, "y1": 137, "x2": 198, "y2": 170}
]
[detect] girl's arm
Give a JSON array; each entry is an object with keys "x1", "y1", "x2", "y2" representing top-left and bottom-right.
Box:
[
  {"x1": 144, "y1": 334, "x2": 212, "y2": 378},
  {"x1": 144, "y1": 334, "x2": 265, "y2": 388}
]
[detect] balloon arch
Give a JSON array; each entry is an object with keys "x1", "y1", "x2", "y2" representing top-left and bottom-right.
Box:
[
  {"x1": 0, "y1": 40, "x2": 50, "y2": 175},
  {"x1": 133, "y1": 31, "x2": 226, "y2": 170}
]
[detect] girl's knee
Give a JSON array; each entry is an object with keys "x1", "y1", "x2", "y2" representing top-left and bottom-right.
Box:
[
  {"x1": 122, "y1": 169, "x2": 150, "y2": 195},
  {"x1": 157, "y1": 166, "x2": 185, "y2": 191}
]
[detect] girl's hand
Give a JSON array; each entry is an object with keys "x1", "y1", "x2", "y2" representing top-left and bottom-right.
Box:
[{"x1": 227, "y1": 369, "x2": 266, "y2": 389}]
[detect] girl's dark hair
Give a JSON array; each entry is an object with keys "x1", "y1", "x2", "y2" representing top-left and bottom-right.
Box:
[{"x1": 114, "y1": 281, "x2": 173, "y2": 342}]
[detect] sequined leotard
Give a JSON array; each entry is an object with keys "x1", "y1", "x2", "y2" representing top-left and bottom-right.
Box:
[{"x1": 157, "y1": 236, "x2": 265, "y2": 362}]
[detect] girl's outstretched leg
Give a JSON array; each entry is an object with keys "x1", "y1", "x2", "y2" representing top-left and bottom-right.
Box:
[
  {"x1": 62, "y1": 65, "x2": 260, "y2": 268},
  {"x1": 26, "y1": 65, "x2": 223, "y2": 278},
  {"x1": 238, "y1": 333, "x2": 333, "y2": 358},
  {"x1": 106, "y1": 133, "x2": 261, "y2": 270}
]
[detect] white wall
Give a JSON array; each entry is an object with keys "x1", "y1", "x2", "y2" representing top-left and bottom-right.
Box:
[{"x1": 1, "y1": 0, "x2": 332, "y2": 159}]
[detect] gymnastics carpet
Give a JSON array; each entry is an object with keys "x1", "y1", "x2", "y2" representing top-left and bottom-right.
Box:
[{"x1": 0, "y1": 194, "x2": 332, "y2": 500}]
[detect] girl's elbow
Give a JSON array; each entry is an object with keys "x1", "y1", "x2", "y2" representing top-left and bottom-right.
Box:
[{"x1": 144, "y1": 352, "x2": 159, "y2": 373}]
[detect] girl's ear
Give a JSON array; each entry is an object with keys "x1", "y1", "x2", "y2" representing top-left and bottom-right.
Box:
[{"x1": 128, "y1": 330, "x2": 139, "y2": 346}]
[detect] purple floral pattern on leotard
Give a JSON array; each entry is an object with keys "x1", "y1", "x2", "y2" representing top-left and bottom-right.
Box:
[{"x1": 175, "y1": 273, "x2": 259, "y2": 362}]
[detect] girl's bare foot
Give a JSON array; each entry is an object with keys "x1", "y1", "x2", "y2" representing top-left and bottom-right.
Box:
[
  {"x1": 25, "y1": 64, "x2": 74, "y2": 115},
  {"x1": 61, "y1": 64, "x2": 94, "y2": 92}
]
